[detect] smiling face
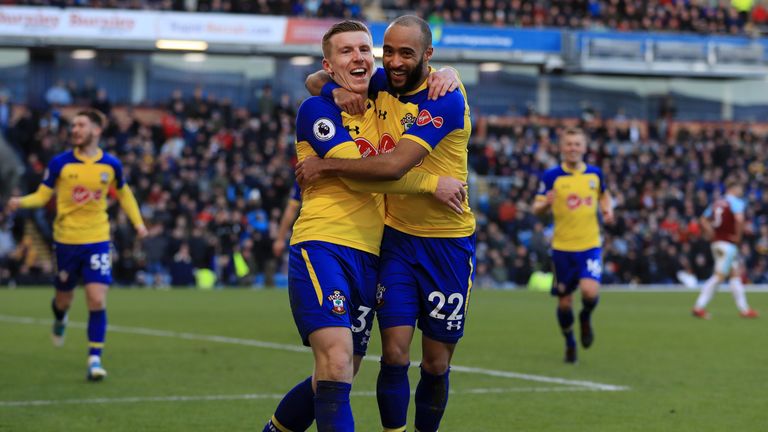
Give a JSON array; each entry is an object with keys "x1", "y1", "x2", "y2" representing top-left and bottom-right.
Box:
[
  {"x1": 382, "y1": 23, "x2": 433, "y2": 94},
  {"x1": 560, "y1": 130, "x2": 587, "y2": 167},
  {"x1": 322, "y1": 29, "x2": 374, "y2": 97}
]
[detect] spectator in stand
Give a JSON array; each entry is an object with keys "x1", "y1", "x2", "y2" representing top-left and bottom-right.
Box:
[
  {"x1": 45, "y1": 80, "x2": 72, "y2": 107},
  {"x1": 170, "y1": 242, "x2": 196, "y2": 287},
  {"x1": 5, "y1": 75, "x2": 768, "y2": 290}
]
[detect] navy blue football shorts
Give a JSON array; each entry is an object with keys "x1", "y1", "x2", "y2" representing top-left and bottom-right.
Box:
[
  {"x1": 288, "y1": 241, "x2": 379, "y2": 356},
  {"x1": 376, "y1": 226, "x2": 476, "y2": 345},
  {"x1": 551, "y1": 247, "x2": 602, "y2": 297},
  {"x1": 54, "y1": 241, "x2": 112, "y2": 291}
]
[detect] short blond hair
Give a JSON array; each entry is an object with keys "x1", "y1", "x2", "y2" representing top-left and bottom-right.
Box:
[{"x1": 321, "y1": 20, "x2": 371, "y2": 58}]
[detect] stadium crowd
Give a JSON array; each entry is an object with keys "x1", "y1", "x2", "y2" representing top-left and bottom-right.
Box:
[
  {"x1": 2, "y1": 79, "x2": 768, "y2": 289},
  {"x1": 471, "y1": 111, "x2": 768, "y2": 287},
  {"x1": 3, "y1": 0, "x2": 365, "y2": 18},
  {"x1": 391, "y1": 0, "x2": 764, "y2": 35},
  {"x1": 5, "y1": 0, "x2": 768, "y2": 35}
]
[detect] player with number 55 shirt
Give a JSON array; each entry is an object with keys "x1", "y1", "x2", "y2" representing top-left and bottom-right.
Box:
[
  {"x1": 533, "y1": 127, "x2": 614, "y2": 364},
  {"x1": 7, "y1": 109, "x2": 147, "y2": 381}
]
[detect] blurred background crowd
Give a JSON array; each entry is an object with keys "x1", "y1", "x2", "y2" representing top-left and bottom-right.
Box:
[
  {"x1": 5, "y1": 0, "x2": 768, "y2": 35},
  {"x1": 2, "y1": 75, "x2": 768, "y2": 289},
  {"x1": 2, "y1": 0, "x2": 768, "y2": 289}
]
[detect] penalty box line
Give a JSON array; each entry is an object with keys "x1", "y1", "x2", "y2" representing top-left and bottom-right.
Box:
[{"x1": 0, "y1": 314, "x2": 629, "y2": 392}]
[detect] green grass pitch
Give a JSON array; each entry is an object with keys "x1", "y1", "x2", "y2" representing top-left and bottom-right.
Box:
[{"x1": 0, "y1": 288, "x2": 765, "y2": 431}]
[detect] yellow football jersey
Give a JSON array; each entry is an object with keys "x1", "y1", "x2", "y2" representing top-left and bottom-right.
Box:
[
  {"x1": 369, "y1": 68, "x2": 476, "y2": 238},
  {"x1": 290, "y1": 96, "x2": 386, "y2": 255},
  {"x1": 20, "y1": 148, "x2": 142, "y2": 244},
  {"x1": 536, "y1": 163, "x2": 606, "y2": 251}
]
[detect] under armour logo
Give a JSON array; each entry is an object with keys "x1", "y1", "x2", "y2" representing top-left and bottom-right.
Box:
[
  {"x1": 377, "y1": 110, "x2": 387, "y2": 120},
  {"x1": 446, "y1": 321, "x2": 462, "y2": 331},
  {"x1": 345, "y1": 125, "x2": 360, "y2": 135}
]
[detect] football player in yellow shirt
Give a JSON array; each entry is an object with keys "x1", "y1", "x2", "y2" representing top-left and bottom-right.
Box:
[
  {"x1": 533, "y1": 127, "x2": 614, "y2": 364},
  {"x1": 7, "y1": 109, "x2": 147, "y2": 380},
  {"x1": 263, "y1": 20, "x2": 466, "y2": 432},
  {"x1": 300, "y1": 16, "x2": 475, "y2": 432}
]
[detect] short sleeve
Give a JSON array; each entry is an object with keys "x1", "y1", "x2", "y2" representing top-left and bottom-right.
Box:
[
  {"x1": 596, "y1": 167, "x2": 606, "y2": 193},
  {"x1": 110, "y1": 156, "x2": 126, "y2": 189},
  {"x1": 295, "y1": 97, "x2": 355, "y2": 158},
  {"x1": 730, "y1": 197, "x2": 746, "y2": 214},
  {"x1": 402, "y1": 90, "x2": 466, "y2": 150},
  {"x1": 537, "y1": 170, "x2": 556, "y2": 198},
  {"x1": 42, "y1": 156, "x2": 65, "y2": 188}
]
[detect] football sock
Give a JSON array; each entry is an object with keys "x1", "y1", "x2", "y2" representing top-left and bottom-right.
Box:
[
  {"x1": 51, "y1": 298, "x2": 67, "y2": 322},
  {"x1": 315, "y1": 380, "x2": 353, "y2": 432},
  {"x1": 579, "y1": 296, "x2": 599, "y2": 323},
  {"x1": 264, "y1": 376, "x2": 315, "y2": 432},
  {"x1": 377, "y1": 361, "x2": 410, "y2": 431},
  {"x1": 414, "y1": 367, "x2": 450, "y2": 432},
  {"x1": 87, "y1": 309, "x2": 106, "y2": 357},
  {"x1": 729, "y1": 277, "x2": 749, "y2": 313},
  {"x1": 695, "y1": 275, "x2": 719, "y2": 309},
  {"x1": 557, "y1": 307, "x2": 576, "y2": 347}
]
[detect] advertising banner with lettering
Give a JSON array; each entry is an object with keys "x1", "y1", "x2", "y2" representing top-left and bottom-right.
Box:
[
  {"x1": 156, "y1": 13, "x2": 286, "y2": 45},
  {"x1": 284, "y1": 18, "x2": 340, "y2": 44},
  {"x1": 0, "y1": 6, "x2": 63, "y2": 37},
  {"x1": 367, "y1": 22, "x2": 562, "y2": 53}
]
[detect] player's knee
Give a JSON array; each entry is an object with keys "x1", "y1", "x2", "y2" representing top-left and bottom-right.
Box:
[
  {"x1": 381, "y1": 343, "x2": 410, "y2": 366},
  {"x1": 322, "y1": 357, "x2": 353, "y2": 382},
  {"x1": 317, "y1": 345, "x2": 354, "y2": 382},
  {"x1": 420, "y1": 357, "x2": 450, "y2": 376},
  {"x1": 580, "y1": 281, "x2": 600, "y2": 297},
  {"x1": 86, "y1": 296, "x2": 106, "y2": 310},
  {"x1": 558, "y1": 296, "x2": 573, "y2": 309},
  {"x1": 55, "y1": 297, "x2": 73, "y2": 311}
]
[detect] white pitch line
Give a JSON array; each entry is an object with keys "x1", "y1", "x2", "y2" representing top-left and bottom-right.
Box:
[
  {"x1": 449, "y1": 365, "x2": 626, "y2": 391},
  {"x1": 0, "y1": 314, "x2": 628, "y2": 392},
  {"x1": 0, "y1": 387, "x2": 590, "y2": 408}
]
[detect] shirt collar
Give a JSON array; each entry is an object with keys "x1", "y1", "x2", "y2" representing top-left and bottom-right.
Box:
[
  {"x1": 561, "y1": 162, "x2": 586, "y2": 174},
  {"x1": 74, "y1": 147, "x2": 103, "y2": 163},
  {"x1": 400, "y1": 66, "x2": 435, "y2": 97}
]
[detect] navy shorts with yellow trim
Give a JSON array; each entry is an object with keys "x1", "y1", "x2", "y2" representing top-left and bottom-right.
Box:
[
  {"x1": 288, "y1": 241, "x2": 379, "y2": 356},
  {"x1": 376, "y1": 226, "x2": 476, "y2": 344},
  {"x1": 54, "y1": 241, "x2": 112, "y2": 291},
  {"x1": 551, "y1": 247, "x2": 602, "y2": 297}
]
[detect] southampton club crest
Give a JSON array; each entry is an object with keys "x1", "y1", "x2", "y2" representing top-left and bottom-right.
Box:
[
  {"x1": 313, "y1": 118, "x2": 336, "y2": 142},
  {"x1": 400, "y1": 113, "x2": 416, "y2": 131},
  {"x1": 328, "y1": 290, "x2": 347, "y2": 315}
]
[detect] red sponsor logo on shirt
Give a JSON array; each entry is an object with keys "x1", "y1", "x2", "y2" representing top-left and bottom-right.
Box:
[
  {"x1": 566, "y1": 194, "x2": 594, "y2": 210},
  {"x1": 72, "y1": 186, "x2": 102, "y2": 204},
  {"x1": 379, "y1": 133, "x2": 397, "y2": 154},
  {"x1": 355, "y1": 137, "x2": 378, "y2": 158},
  {"x1": 416, "y1": 109, "x2": 444, "y2": 128}
]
